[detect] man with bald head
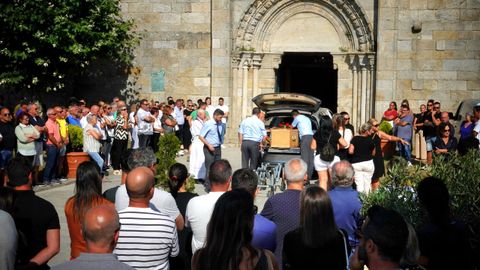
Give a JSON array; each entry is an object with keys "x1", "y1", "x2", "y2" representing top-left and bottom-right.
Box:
[
  {"x1": 440, "y1": 111, "x2": 455, "y2": 138},
  {"x1": 114, "y1": 167, "x2": 179, "y2": 270},
  {"x1": 52, "y1": 205, "x2": 132, "y2": 270}
]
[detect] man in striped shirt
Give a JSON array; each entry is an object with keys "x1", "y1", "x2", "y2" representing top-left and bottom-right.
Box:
[{"x1": 114, "y1": 167, "x2": 179, "y2": 269}]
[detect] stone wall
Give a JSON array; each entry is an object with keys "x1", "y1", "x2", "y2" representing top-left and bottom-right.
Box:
[
  {"x1": 120, "y1": 0, "x2": 214, "y2": 102},
  {"x1": 375, "y1": 0, "x2": 480, "y2": 118}
]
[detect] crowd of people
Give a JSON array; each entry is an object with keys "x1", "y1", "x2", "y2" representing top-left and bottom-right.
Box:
[
  {"x1": 0, "y1": 152, "x2": 474, "y2": 270},
  {"x1": 0, "y1": 95, "x2": 477, "y2": 270},
  {"x1": 0, "y1": 95, "x2": 229, "y2": 188}
]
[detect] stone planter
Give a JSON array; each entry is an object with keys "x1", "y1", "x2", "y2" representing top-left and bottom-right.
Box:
[
  {"x1": 66, "y1": 152, "x2": 90, "y2": 179},
  {"x1": 380, "y1": 139, "x2": 396, "y2": 159}
]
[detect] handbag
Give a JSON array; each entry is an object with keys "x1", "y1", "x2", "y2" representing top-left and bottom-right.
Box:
[{"x1": 320, "y1": 132, "x2": 335, "y2": 162}]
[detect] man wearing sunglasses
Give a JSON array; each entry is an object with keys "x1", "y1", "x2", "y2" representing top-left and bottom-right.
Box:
[
  {"x1": 28, "y1": 103, "x2": 48, "y2": 185},
  {"x1": 44, "y1": 108, "x2": 63, "y2": 185},
  {"x1": 0, "y1": 107, "x2": 15, "y2": 186},
  {"x1": 136, "y1": 99, "x2": 155, "y2": 148},
  {"x1": 423, "y1": 100, "x2": 442, "y2": 164}
]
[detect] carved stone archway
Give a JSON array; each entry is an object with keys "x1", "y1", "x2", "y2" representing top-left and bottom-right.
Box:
[
  {"x1": 235, "y1": 0, "x2": 374, "y2": 52},
  {"x1": 228, "y1": 0, "x2": 376, "y2": 142}
]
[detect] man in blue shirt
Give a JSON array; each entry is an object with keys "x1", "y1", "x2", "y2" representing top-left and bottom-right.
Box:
[
  {"x1": 328, "y1": 160, "x2": 362, "y2": 249},
  {"x1": 66, "y1": 104, "x2": 82, "y2": 127},
  {"x1": 291, "y1": 110, "x2": 314, "y2": 179},
  {"x1": 231, "y1": 168, "x2": 277, "y2": 252},
  {"x1": 261, "y1": 158, "x2": 306, "y2": 266},
  {"x1": 199, "y1": 109, "x2": 225, "y2": 190},
  {"x1": 394, "y1": 105, "x2": 414, "y2": 165},
  {"x1": 238, "y1": 107, "x2": 267, "y2": 170}
]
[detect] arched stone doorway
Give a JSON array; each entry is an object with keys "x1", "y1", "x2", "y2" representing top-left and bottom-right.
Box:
[{"x1": 230, "y1": 0, "x2": 375, "y2": 138}]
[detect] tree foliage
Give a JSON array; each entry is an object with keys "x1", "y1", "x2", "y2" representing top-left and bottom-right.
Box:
[{"x1": 0, "y1": 0, "x2": 138, "y2": 92}]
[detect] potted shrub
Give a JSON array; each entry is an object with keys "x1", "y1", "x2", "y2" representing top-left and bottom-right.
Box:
[
  {"x1": 66, "y1": 124, "x2": 90, "y2": 178},
  {"x1": 378, "y1": 120, "x2": 396, "y2": 159},
  {"x1": 155, "y1": 133, "x2": 195, "y2": 192}
]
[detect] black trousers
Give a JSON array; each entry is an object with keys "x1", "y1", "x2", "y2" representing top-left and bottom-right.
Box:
[
  {"x1": 150, "y1": 133, "x2": 161, "y2": 153},
  {"x1": 241, "y1": 140, "x2": 261, "y2": 170},
  {"x1": 111, "y1": 139, "x2": 128, "y2": 170},
  {"x1": 203, "y1": 146, "x2": 221, "y2": 191},
  {"x1": 176, "y1": 124, "x2": 185, "y2": 147},
  {"x1": 300, "y1": 135, "x2": 314, "y2": 179},
  {"x1": 138, "y1": 134, "x2": 152, "y2": 149}
]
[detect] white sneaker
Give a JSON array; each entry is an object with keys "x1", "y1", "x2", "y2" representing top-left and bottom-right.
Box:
[
  {"x1": 407, "y1": 161, "x2": 413, "y2": 167},
  {"x1": 50, "y1": 179, "x2": 61, "y2": 185},
  {"x1": 221, "y1": 145, "x2": 226, "y2": 149},
  {"x1": 59, "y1": 178, "x2": 68, "y2": 183},
  {"x1": 178, "y1": 150, "x2": 184, "y2": 156}
]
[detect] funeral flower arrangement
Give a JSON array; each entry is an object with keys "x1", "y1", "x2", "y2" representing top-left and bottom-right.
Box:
[{"x1": 278, "y1": 122, "x2": 292, "y2": 128}]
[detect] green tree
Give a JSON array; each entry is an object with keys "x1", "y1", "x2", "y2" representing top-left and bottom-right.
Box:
[{"x1": 0, "y1": 0, "x2": 138, "y2": 92}]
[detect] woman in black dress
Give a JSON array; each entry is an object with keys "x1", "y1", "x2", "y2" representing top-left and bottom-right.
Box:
[{"x1": 367, "y1": 118, "x2": 409, "y2": 190}]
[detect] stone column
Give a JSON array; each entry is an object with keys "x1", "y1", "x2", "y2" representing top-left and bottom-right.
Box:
[
  {"x1": 228, "y1": 56, "x2": 242, "y2": 144},
  {"x1": 360, "y1": 57, "x2": 368, "y2": 125},
  {"x1": 251, "y1": 53, "x2": 264, "y2": 113},
  {"x1": 368, "y1": 55, "x2": 376, "y2": 120},
  {"x1": 241, "y1": 53, "x2": 252, "y2": 119},
  {"x1": 349, "y1": 55, "x2": 359, "y2": 128}
]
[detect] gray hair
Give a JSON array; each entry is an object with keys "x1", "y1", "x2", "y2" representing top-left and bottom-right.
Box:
[
  {"x1": 331, "y1": 161, "x2": 355, "y2": 187},
  {"x1": 46, "y1": 108, "x2": 55, "y2": 116},
  {"x1": 27, "y1": 103, "x2": 37, "y2": 111},
  {"x1": 127, "y1": 148, "x2": 156, "y2": 169},
  {"x1": 86, "y1": 114, "x2": 96, "y2": 123},
  {"x1": 284, "y1": 158, "x2": 307, "y2": 183},
  {"x1": 359, "y1": 122, "x2": 372, "y2": 134}
]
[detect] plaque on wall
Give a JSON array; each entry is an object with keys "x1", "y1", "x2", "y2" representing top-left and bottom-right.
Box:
[{"x1": 151, "y1": 70, "x2": 165, "y2": 92}]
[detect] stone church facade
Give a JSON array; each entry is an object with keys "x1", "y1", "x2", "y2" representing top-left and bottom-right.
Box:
[{"x1": 121, "y1": 0, "x2": 479, "y2": 142}]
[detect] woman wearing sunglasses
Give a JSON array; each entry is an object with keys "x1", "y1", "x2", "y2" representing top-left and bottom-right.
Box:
[{"x1": 433, "y1": 122, "x2": 458, "y2": 155}]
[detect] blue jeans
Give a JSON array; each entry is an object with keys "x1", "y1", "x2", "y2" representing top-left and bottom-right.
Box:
[
  {"x1": 88, "y1": 152, "x2": 104, "y2": 173},
  {"x1": 0, "y1": 149, "x2": 13, "y2": 169},
  {"x1": 398, "y1": 140, "x2": 412, "y2": 162},
  {"x1": 43, "y1": 145, "x2": 59, "y2": 182}
]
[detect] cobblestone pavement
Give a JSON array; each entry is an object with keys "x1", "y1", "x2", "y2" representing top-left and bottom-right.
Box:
[{"x1": 36, "y1": 146, "x2": 270, "y2": 266}]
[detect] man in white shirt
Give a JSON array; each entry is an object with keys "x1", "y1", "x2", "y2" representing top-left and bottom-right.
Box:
[
  {"x1": 115, "y1": 148, "x2": 184, "y2": 231},
  {"x1": 185, "y1": 159, "x2": 232, "y2": 254},
  {"x1": 136, "y1": 99, "x2": 155, "y2": 148},
  {"x1": 173, "y1": 99, "x2": 186, "y2": 150},
  {"x1": 114, "y1": 167, "x2": 179, "y2": 270}
]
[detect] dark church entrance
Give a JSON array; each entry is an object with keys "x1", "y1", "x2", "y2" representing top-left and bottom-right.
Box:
[{"x1": 276, "y1": 52, "x2": 338, "y2": 112}]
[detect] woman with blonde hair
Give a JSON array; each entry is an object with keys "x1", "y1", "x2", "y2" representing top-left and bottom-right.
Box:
[{"x1": 348, "y1": 123, "x2": 375, "y2": 194}]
